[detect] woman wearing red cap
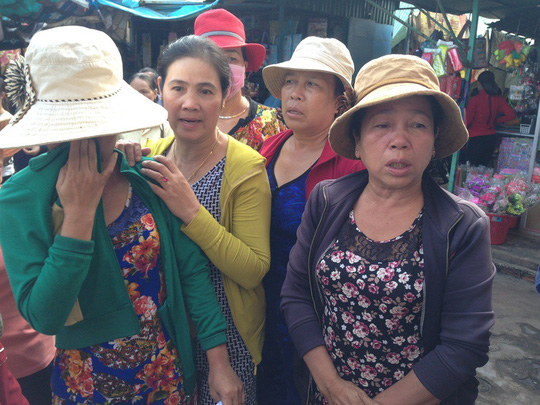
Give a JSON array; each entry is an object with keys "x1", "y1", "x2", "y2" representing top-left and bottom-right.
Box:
[{"x1": 194, "y1": 8, "x2": 287, "y2": 151}]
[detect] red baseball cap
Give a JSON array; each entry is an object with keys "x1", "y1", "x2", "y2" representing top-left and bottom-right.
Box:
[{"x1": 194, "y1": 9, "x2": 266, "y2": 72}]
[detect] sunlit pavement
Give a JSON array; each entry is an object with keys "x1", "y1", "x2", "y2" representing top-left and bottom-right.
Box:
[{"x1": 476, "y1": 273, "x2": 540, "y2": 404}]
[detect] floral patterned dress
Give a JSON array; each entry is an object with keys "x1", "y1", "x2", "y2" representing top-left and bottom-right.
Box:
[
  {"x1": 314, "y1": 210, "x2": 425, "y2": 402},
  {"x1": 52, "y1": 189, "x2": 188, "y2": 405},
  {"x1": 192, "y1": 157, "x2": 256, "y2": 405},
  {"x1": 228, "y1": 99, "x2": 287, "y2": 151}
]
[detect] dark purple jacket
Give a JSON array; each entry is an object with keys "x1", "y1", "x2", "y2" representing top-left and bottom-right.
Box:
[{"x1": 281, "y1": 170, "x2": 495, "y2": 404}]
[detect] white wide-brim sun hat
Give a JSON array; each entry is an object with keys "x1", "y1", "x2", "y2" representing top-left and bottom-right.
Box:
[
  {"x1": 262, "y1": 36, "x2": 354, "y2": 100},
  {"x1": 0, "y1": 26, "x2": 167, "y2": 149}
]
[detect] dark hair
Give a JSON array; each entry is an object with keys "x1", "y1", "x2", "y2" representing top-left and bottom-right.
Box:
[
  {"x1": 351, "y1": 95, "x2": 443, "y2": 141},
  {"x1": 157, "y1": 35, "x2": 230, "y2": 98},
  {"x1": 477, "y1": 71, "x2": 501, "y2": 96},
  {"x1": 139, "y1": 67, "x2": 158, "y2": 79},
  {"x1": 428, "y1": 96, "x2": 443, "y2": 131},
  {"x1": 129, "y1": 72, "x2": 157, "y2": 91},
  {"x1": 334, "y1": 76, "x2": 345, "y2": 98}
]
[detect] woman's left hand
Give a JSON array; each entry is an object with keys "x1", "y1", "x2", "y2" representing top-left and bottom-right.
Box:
[
  {"x1": 206, "y1": 344, "x2": 245, "y2": 405},
  {"x1": 141, "y1": 155, "x2": 201, "y2": 224},
  {"x1": 208, "y1": 362, "x2": 245, "y2": 405}
]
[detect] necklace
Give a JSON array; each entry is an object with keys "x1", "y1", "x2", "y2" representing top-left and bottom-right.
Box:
[
  {"x1": 219, "y1": 99, "x2": 249, "y2": 120},
  {"x1": 171, "y1": 138, "x2": 220, "y2": 183}
]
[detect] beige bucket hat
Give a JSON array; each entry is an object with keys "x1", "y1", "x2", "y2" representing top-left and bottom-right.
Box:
[
  {"x1": 0, "y1": 26, "x2": 167, "y2": 149},
  {"x1": 262, "y1": 36, "x2": 354, "y2": 99},
  {"x1": 329, "y1": 54, "x2": 468, "y2": 160}
]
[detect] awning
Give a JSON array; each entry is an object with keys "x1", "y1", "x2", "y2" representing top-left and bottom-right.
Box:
[
  {"x1": 406, "y1": 0, "x2": 539, "y2": 39},
  {"x1": 406, "y1": 0, "x2": 539, "y2": 20},
  {"x1": 96, "y1": 0, "x2": 220, "y2": 20}
]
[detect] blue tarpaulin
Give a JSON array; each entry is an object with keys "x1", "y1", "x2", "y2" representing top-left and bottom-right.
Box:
[{"x1": 96, "y1": 0, "x2": 220, "y2": 20}]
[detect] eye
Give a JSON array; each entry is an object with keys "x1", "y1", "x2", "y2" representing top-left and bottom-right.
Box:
[
  {"x1": 201, "y1": 89, "x2": 214, "y2": 95},
  {"x1": 172, "y1": 86, "x2": 183, "y2": 92},
  {"x1": 412, "y1": 122, "x2": 428, "y2": 129},
  {"x1": 307, "y1": 81, "x2": 318, "y2": 87},
  {"x1": 375, "y1": 123, "x2": 389, "y2": 129},
  {"x1": 228, "y1": 57, "x2": 238, "y2": 63}
]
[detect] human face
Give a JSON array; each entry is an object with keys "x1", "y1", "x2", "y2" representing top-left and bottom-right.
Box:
[
  {"x1": 130, "y1": 78, "x2": 157, "y2": 101},
  {"x1": 159, "y1": 57, "x2": 223, "y2": 142},
  {"x1": 223, "y1": 48, "x2": 247, "y2": 68},
  {"x1": 355, "y1": 96, "x2": 436, "y2": 191},
  {"x1": 281, "y1": 71, "x2": 339, "y2": 135}
]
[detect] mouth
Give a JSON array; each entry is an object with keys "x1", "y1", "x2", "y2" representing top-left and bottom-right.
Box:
[
  {"x1": 386, "y1": 160, "x2": 412, "y2": 172},
  {"x1": 286, "y1": 107, "x2": 303, "y2": 116},
  {"x1": 387, "y1": 162, "x2": 409, "y2": 169},
  {"x1": 179, "y1": 118, "x2": 201, "y2": 124}
]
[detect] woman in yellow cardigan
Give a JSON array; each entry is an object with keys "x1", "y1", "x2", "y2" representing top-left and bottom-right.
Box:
[{"x1": 139, "y1": 35, "x2": 271, "y2": 405}]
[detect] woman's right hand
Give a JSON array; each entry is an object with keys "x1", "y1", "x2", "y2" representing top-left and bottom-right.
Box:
[
  {"x1": 56, "y1": 139, "x2": 117, "y2": 240},
  {"x1": 324, "y1": 377, "x2": 379, "y2": 405},
  {"x1": 115, "y1": 139, "x2": 150, "y2": 167},
  {"x1": 304, "y1": 346, "x2": 379, "y2": 405}
]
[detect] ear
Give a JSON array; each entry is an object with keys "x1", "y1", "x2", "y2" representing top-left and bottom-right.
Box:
[
  {"x1": 157, "y1": 76, "x2": 163, "y2": 95},
  {"x1": 353, "y1": 134, "x2": 362, "y2": 159}
]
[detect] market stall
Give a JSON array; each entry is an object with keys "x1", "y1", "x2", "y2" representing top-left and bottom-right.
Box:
[
  {"x1": 397, "y1": 0, "x2": 540, "y2": 235},
  {"x1": 462, "y1": 29, "x2": 540, "y2": 234}
]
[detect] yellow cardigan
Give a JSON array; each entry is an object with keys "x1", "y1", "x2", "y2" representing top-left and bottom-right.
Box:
[{"x1": 147, "y1": 135, "x2": 271, "y2": 365}]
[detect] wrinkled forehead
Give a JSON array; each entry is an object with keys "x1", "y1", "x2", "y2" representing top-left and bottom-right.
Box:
[{"x1": 364, "y1": 95, "x2": 434, "y2": 119}]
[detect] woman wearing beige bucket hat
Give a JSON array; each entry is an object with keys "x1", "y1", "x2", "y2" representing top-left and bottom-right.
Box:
[
  {"x1": 257, "y1": 36, "x2": 365, "y2": 405},
  {"x1": 0, "y1": 26, "x2": 244, "y2": 404},
  {"x1": 281, "y1": 54, "x2": 494, "y2": 404}
]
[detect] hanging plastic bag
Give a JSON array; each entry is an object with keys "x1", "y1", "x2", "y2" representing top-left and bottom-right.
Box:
[
  {"x1": 422, "y1": 47, "x2": 439, "y2": 66},
  {"x1": 432, "y1": 53, "x2": 445, "y2": 77},
  {"x1": 421, "y1": 52, "x2": 434, "y2": 64},
  {"x1": 447, "y1": 47, "x2": 463, "y2": 71}
]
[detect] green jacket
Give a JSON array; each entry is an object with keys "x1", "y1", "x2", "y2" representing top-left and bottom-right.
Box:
[{"x1": 0, "y1": 144, "x2": 226, "y2": 395}]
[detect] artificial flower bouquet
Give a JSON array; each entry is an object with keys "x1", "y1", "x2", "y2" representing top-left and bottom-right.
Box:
[{"x1": 455, "y1": 164, "x2": 540, "y2": 216}]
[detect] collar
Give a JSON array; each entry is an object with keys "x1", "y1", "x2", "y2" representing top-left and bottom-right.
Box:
[
  {"x1": 322, "y1": 171, "x2": 464, "y2": 236},
  {"x1": 262, "y1": 129, "x2": 339, "y2": 168}
]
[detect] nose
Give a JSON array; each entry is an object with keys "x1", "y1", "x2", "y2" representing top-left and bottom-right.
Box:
[
  {"x1": 288, "y1": 84, "x2": 303, "y2": 101},
  {"x1": 181, "y1": 90, "x2": 200, "y2": 110},
  {"x1": 389, "y1": 125, "x2": 410, "y2": 150}
]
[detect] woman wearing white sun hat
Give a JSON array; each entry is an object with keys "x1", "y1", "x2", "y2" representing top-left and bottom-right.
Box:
[
  {"x1": 257, "y1": 36, "x2": 365, "y2": 405},
  {"x1": 0, "y1": 26, "x2": 243, "y2": 405}
]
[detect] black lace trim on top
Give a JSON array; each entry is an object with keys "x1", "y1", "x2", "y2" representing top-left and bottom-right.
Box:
[{"x1": 339, "y1": 210, "x2": 424, "y2": 263}]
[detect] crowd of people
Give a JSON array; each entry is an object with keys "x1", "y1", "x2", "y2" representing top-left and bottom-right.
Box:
[{"x1": 0, "y1": 8, "x2": 494, "y2": 405}]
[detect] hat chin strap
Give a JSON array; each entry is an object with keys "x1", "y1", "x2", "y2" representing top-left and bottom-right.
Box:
[{"x1": 200, "y1": 30, "x2": 244, "y2": 42}]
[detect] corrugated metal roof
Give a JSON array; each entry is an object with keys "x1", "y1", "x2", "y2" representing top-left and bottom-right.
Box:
[{"x1": 249, "y1": 0, "x2": 397, "y2": 25}]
